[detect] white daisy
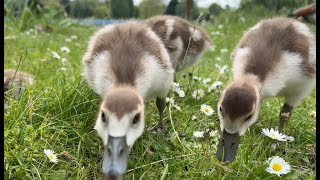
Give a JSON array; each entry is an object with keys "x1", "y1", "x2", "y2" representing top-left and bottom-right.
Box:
[
  {"x1": 44, "y1": 149, "x2": 58, "y2": 163},
  {"x1": 284, "y1": 135, "x2": 294, "y2": 142},
  {"x1": 166, "y1": 97, "x2": 174, "y2": 104},
  {"x1": 193, "y1": 131, "x2": 204, "y2": 138},
  {"x1": 261, "y1": 128, "x2": 287, "y2": 141},
  {"x1": 215, "y1": 64, "x2": 228, "y2": 74},
  {"x1": 51, "y1": 51, "x2": 61, "y2": 59},
  {"x1": 200, "y1": 104, "x2": 214, "y2": 116},
  {"x1": 65, "y1": 38, "x2": 72, "y2": 42},
  {"x1": 192, "y1": 89, "x2": 204, "y2": 100},
  {"x1": 202, "y1": 78, "x2": 211, "y2": 84},
  {"x1": 193, "y1": 76, "x2": 201, "y2": 81},
  {"x1": 70, "y1": 35, "x2": 78, "y2": 39},
  {"x1": 61, "y1": 58, "x2": 67, "y2": 64},
  {"x1": 265, "y1": 156, "x2": 291, "y2": 176},
  {"x1": 208, "y1": 81, "x2": 223, "y2": 93},
  {"x1": 209, "y1": 130, "x2": 218, "y2": 137},
  {"x1": 177, "y1": 89, "x2": 185, "y2": 97},
  {"x1": 60, "y1": 46, "x2": 70, "y2": 53},
  {"x1": 309, "y1": 110, "x2": 316, "y2": 118},
  {"x1": 172, "y1": 82, "x2": 180, "y2": 92},
  {"x1": 172, "y1": 104, "x2": 182, "y2": 111}
]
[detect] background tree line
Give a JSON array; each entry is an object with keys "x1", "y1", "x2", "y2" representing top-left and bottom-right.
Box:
[{"x1": 4, "y1": 0, "x2": 316, "y2": 20}]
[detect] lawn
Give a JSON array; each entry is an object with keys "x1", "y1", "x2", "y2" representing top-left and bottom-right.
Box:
[{"x1": 4, "y1": 6, "x2": 316, "y2": 179}]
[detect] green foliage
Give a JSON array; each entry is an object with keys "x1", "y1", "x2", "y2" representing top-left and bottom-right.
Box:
[
  {"x1": 70, "y1": 0, "x2": 96, "y2": 18},
  {"x1": 94, "y1": 5, "x2": 112, "y2": 19},
  {"x1": 110, "y1": 0, "x2": 134, "y2": 19},
  {"x1": 138, "y1": 0, "x2": 165, "y2": 19},
  {"x1": 208, "y1": 3, "x2": 224, "y2": 16}
]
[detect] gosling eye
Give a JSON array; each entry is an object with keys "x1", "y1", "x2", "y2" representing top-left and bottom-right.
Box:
[
  {"x1": 245, "y1": 114, "x2": 253, "y2": 121},
  {"x1": 219, "y1": 107, "x2": 222, "y2": 112},
  {"x1": 132, "y1": 113, "x2": 140, "y2": 125},
  {"x1": 101, "y1": 112, "x2": 107, "y2": 123}
]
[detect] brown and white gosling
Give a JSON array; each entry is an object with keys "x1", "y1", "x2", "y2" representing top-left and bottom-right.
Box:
[
  {"x1": 216, "y1": 17, "x2": 316, "y2": 163},
  {"x1": 4, "y1": 69, "x2": 35, "y2": 106},
  {"x1": 146, "y1": 15, "x2": 212, "y2": 72},
  {"x1": 82, "y1": 21, "x2": 174, "y2": 178}
]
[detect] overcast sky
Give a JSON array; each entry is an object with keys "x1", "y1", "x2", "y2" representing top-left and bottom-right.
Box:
[{"x1": 132, "y1": 0, "x2": 241, "y2": 8}]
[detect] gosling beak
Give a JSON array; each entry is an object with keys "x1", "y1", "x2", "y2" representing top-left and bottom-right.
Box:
[
  {"x1": 103, "y1": 136, "x2": 129, "y2": 179},
  {"x1": 216, "y1": 129, "x2": 240, "y2": 163}
]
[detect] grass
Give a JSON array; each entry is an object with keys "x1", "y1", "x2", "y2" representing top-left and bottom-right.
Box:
[{"x1": 4, "y1": 6, "x2": 316, "y2": 179}]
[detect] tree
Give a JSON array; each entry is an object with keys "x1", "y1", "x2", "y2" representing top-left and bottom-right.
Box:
[
  {"x1": 138, "y1": 0, "x2": 165, "y2": 19},
  {"x1": 208, "y1": 3, "x2": 223, "y2": 16},
  {"x1": 110, "y1": 0, "x2": 130, "y2": 18}
]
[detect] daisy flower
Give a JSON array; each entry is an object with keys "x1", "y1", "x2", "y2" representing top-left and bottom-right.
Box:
[
  {"x1": 284, "y1": 135, "x2": 294, "y2": 142},
  {"x1": 265, "y1": 156, "x2": 291, "y2": 176},
  {"x1": 209, "y1": 130, "x2": 218, "y2": 137},
  {"x1": 51, "y1": 51, "x2": 61, "y2": 59},
  {"x1": 44, "y1": 149, "x2": 58, "y2": 163},
  {"x1": 192, "y1": 89, "x2": 204, "y2": 100},
  {"x1": 261, "y1": 128, "x2": 286, "y2": 141},
  {"x1": 61, "y1": 58, "x2": 67, "y2": 64},
  {"x1": 202, "y1": 78, "x2": 212, "y2": 84},
  {"x1": 60, "y1": 46, "x2": 70, "y2": 53},
  {"x1": 208, "y1": 81, "x2": 222, "y2": 93},
  {"x1": 177, "y1": 89, "x2": 185, "y2": 97},
  {"x1": 215, "y1": 64, "x2": 228, "y2": 74},
  {"x1": 172, "y1": 82, "x2": 180, "y2": 92},
  {"x1": 193, "y1": 76, "x2": 201, "y2": 81},
  {"x1": 200, "y1": 104, "x2": 214, "y2": 116},
  {"x1": 172, "y1": 104, "x2": 182, "y2": 111},
  {"x1": 65, "y1": 38, "x2": 72, "y2": 42},
  {"x1": 166, "y1": 97, "x2": 174, "y2": 104},
  {"x1": 309, "y1": 110, "x2": 316, "y2": 118},
  {"x1": 193, "y1": 131, "x2": 204, "y2": 138}
]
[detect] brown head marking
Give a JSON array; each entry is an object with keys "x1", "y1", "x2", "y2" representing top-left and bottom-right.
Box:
[{"x1": 221, "y1": 83, "x2": 257, "y2": 120}]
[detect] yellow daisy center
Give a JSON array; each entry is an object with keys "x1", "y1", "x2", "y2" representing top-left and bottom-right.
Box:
[
  {"x1": 271, "y1": 133, "x2": 276, "y2": 138},
  {"x1": 48, "y1": 154, "x2": 54, "y2": 160},
  {"x1": 204, "y1": 108, "x2": 209, "y2": 113},
  {"x1": 272, "y1": 163, "x2": 282, "y2": 172}
]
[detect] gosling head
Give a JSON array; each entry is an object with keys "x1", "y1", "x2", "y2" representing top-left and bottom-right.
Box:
[
  {"x1": 216, "y1": 81, "x2": 260, "y2": 163},
  {"x1": 94, "y1": 87, "x2": 144, "y2": 178}
]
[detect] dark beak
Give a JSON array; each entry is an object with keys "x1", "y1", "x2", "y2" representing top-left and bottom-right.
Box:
[
  {"x1": 103, "y1": 136, "x2": 129, "y2": 179},
  {"x1": 216, "y1": 129, "x2": 240, "y2": 163}
]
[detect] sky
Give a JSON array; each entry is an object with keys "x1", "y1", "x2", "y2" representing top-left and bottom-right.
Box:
[{"x1": 132, "y1": 0, "x2": 241, "y2": 8}]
